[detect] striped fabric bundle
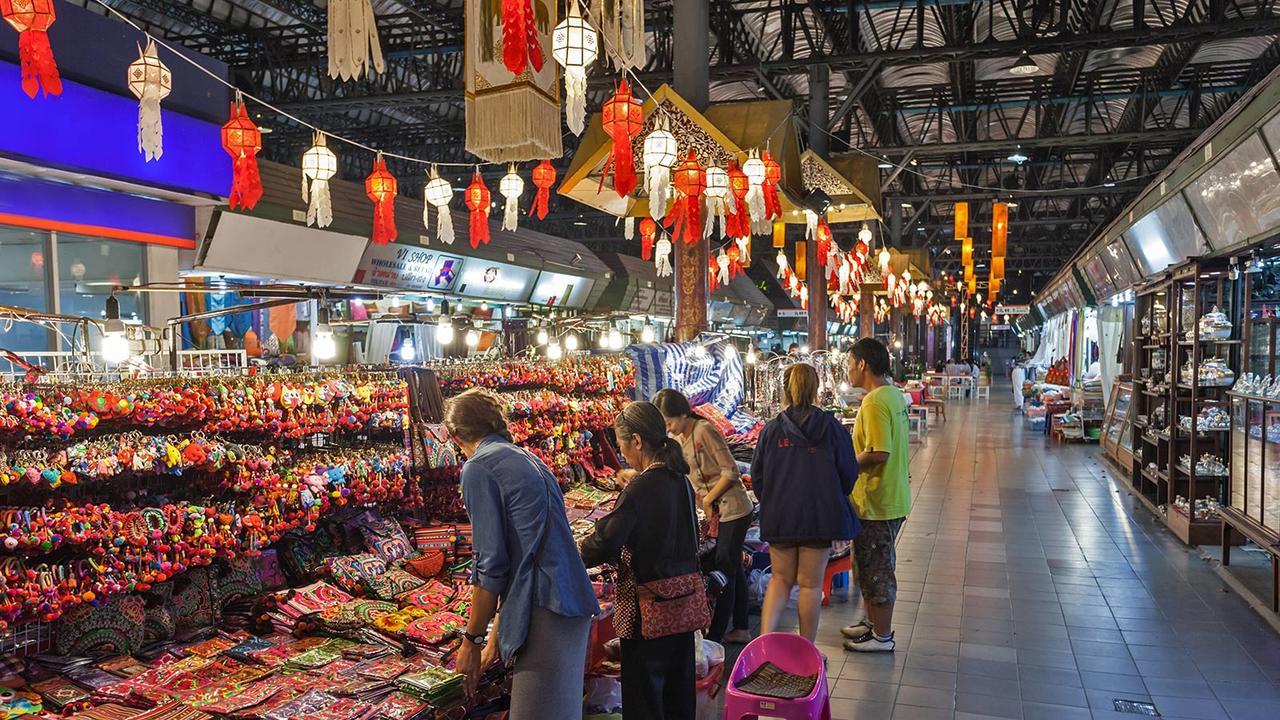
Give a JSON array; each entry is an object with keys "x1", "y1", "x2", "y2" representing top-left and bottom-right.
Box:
[{"x1": 627, "y1": 338, "x2": 759, "y2": 434}]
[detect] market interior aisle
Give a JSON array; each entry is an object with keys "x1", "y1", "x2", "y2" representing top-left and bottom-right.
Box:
[{"x1": 790, "y1": 393, "x2": 1280, "y2": 720}]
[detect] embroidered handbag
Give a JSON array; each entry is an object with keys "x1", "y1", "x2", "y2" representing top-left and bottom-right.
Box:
[
  {"x1": 401, "y1": 549, "x2": 445, "y2": 580},
  {"x1": 634, "y1": 477, "x2": 709, "y2": 640},
  {"x1": 357, "y1": 514, "x2": 415, "y2": 563}
]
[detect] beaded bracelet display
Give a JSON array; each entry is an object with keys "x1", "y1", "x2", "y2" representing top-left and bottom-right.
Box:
[{"x1": 436, "y1": 357, "x2": 635, "y2": 396}]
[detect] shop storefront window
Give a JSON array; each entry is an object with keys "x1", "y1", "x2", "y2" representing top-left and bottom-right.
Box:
[
  {"x1": 57, "y1": 233, "x2": 145, "y2": 325},
  {"x1": 0, "y1": 226, "x2": 50, "y2": 351}
]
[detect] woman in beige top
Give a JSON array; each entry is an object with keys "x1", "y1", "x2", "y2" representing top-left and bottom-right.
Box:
[{"x1": 653, "y1": 389, "x2": 754, "y2": 644}]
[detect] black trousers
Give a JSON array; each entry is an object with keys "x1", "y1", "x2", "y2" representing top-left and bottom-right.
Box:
[
  {"x1": 620, "y1": 632, "x2": 696, "y2": 720},
  {"x1": 708, "y1": 513, "x2": 752, "y2": 641}
]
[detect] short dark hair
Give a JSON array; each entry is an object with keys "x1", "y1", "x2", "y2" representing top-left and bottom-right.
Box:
[
  {"x1": 850, "y1": 338, "x2": 891, "y2": 376},
  {"x1": 652, "y1": 388, "x2": 694, "y2": 418},
  {"x1": 615, "y1": 401, "x2": 689, "y2": 475}
]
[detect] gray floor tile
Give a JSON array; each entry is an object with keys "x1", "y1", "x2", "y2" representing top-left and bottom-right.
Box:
[
  {"x1": 1020, "y1": 701, "x2": 1091, "y2": 720},
  {"x1": 955, "y1": 692, "x2": 1024, "y2": 719},
  {"x1": 894, "y1": 684, "x2": 956, "y2": 710},
  {"x1": 1018, "y1": 681, "x2": 1089, "y2": 707},
  {"x1": 830, "y1": 678, "x2": 899, "y2": 702},
  {"x1": 1150, "y1": 695, "x2": 1229, "y2": 719}
]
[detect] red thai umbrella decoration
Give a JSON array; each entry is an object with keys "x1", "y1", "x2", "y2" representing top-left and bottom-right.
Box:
[
  {"x1": 501, "y1": 0, "x2": 544, "y2": 77},
  {"x1": 600, "y1": 79, "x2": 644, "y2": 198},
  {"x1": 530, "y1": 159, "x2": 556, "y2": 220},
  {"x1": 220, "y1": 97, "x2": 263, "y2": 210},
  {"x1": 725, "y1": 161, "x2": 751, "y2": 240},
  {"x1": 465, "y1": 171, "x2": 492, "y2": 248},
  {"x1": 762, "y1": 150, "x2": 783, "y2": 220},
  {"x1": 364, "y1": 153, "x2": 398, "y2": 246},
  {"x1": 1, "y1": 0, "x2": 61, "y2": 98},
  {"x1": 815, "y1": 220, "x2": 833, "y2": 267},
  {"x1": 663, "y1": 152, "x2": 705, "y2": 245},
  {"x1": 639, "y1": 217, "x2": 657, "y2": 261}
]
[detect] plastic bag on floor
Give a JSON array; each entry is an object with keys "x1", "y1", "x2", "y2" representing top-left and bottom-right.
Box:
[
  {"x1": 694, "y1": 630, "x2": 708, "y2": 678},
  {"x1": 748, "y1": 569, "x2": 771, "y2": 605},
  {"x1": 584, "y1": 676, "x2": 622, "y2": 714},
  {"x1": 703, "y1": 638, "x2": 724, "y2": 671}
]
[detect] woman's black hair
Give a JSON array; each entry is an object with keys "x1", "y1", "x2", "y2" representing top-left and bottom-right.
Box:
[
  {"x1": 651, "y1": 388, "x2": 695, "y2": 419},
  {"x1": 615, "y1": 401, "x2": 690, "y2": 475}
]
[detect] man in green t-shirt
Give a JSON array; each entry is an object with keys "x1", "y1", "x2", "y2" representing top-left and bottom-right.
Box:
[{"x1": 842, "y1": 338, "x2": 911, "y2": 653}]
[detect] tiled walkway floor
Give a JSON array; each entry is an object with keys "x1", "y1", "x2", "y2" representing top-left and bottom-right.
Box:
[{"x1": 769, "y1": 391, "x2": 1280, "y2": 720}]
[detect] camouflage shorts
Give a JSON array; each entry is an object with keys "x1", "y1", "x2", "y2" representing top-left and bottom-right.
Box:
[{"x1": 853, "y1": 518, "x2": 905, "y2": 606}]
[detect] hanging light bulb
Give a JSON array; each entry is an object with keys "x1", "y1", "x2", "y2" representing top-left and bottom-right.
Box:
[
  {"x1": 435, "y1": 315, "x2": 455, "y2": 344},
  {"x1": 536, "y1": 327, "x2": 549, "y2": 345},
  {"x1": 746, "y1": 346, "x2": 758, "y2": 365},
  {"x1": 547, "y1": 340, "x2": 564, "y2": 361},
  {"x1": 389, "y1": 295, "x2": 402, "y2": 309},
  {"x1": 564, "y1": 333, "x2": 580, "y2": 352},
  {"x1": 398, "y1": 339, "x2": 417, "y2": 362},
  {"x1": 608, "y1": 328, "x2": 623, "y2": 350},
  {"x1": 598, "y1": 332, "x2": 610, "y2": 349},
  {"x1": 312, "y1": 305, "x2": 336, "y2": 362},
  {"x1": 641, "y1": 323, "x2": 655, "y2": 343},
  {"x1": 101, "y1": 294, "x2": 130, "y2": 364},
  {"x1": 425, "y1": 298, "x2": 437, "y2": 314},
  {"x1": 465, "y1": 326, "x2": 480, "y2": 348}
]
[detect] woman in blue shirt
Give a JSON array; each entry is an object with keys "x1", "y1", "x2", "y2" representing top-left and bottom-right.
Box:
[{"x1": 444, "y1": 388, "x2": 599, "y2": 717}]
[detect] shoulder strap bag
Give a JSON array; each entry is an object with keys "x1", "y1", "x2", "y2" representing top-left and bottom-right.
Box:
[{"x1": 635, "y1": 475, "x2": 711, "y2": 640}]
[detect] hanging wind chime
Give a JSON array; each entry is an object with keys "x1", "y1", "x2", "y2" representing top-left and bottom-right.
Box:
[
  {"x1": 551, "y1": 2, "x2": 597, "y2": 136},
  {"x1": 638, "y1": 217, "x2": 657, "y2": 261},
  {"x1": 529, "y1": 160, "x2": 556, "y2": 220},
  {"x1": 642, "y1": 117, "x2": 677, "y2": 221},
  {"x1": 500, "y1": 0, "x2": 544, "y2": 76},
  {"x1": 423, "y1": 168, "x2": 455, "y2": 244},
  {"x1": 365, "y1": 153, "x2": 398, "y2": 246},
  {"x1": 465, "y1": 171, "x2": 492, "y2": 248},
  {"x1": 664, "y1": 152, "x2": 705, "y2": 245},
  {"x1": 127, "y1": 39, "x2": 171, "y2": 162},
  {"x1": 654, "y1": 232, "x2": 673, "y2": 277},
  {"x1": 220, "y1": 96, "x2": 263, "y2": 210},
  {"x1": 301, "y1": 133, "x2": 338, "y2": 228},
  {"x1": 499, "y1": 164, "x2": 524, "y2": 231},
  {"x1": 328, "y1": 0, "x2": 385, "y2": 81},
  {"x1": 1, "y1": 0, "x2": 61, "y2": 98},
  {"x1": 601, "y1": 79, "x2": 644, "y2": 197},
  {"x1": 703, "y1": 166, "x2": 730, "y2": 239}
]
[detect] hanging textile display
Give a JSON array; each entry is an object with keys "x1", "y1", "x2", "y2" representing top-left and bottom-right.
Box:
[
  {"x1": 742, "y1": 150, "x2": 768, "y2": 233},
  {"x1": 499, "y1": 165, "x2": 524, "y2": 231},
  {"x1": 639, "y1": 217, "x2": 657, "y2": 261},
  {"x1": 500, "y1": 0, "x2": 544, "y2": 76},
  {"x1": 624, "y1": 215, "x2": 635, "y2": 240},
  {"x1": 465, "y1": 171, "x2": 492, "y2": 248},
  {"x1": 725, "y1": 161, "x2": 750, "y2": 240},
  {"x1": 423, "y1": 170, "x2": 454, "y2": 244},
  {"x1": 654, "y1": 233, "x2": 672, "y2": 277},
  {"x1": 762, "y1": 150, "x2": 782, "y2": 220},
  {"x1": 601, "y1": 79, "x2": 644, "y2": 197},
  {"x1": 127, "y1": 39, "x2": 171, "y2": 162},
  {"x1": 703, "y1": 166, "x2": 730, "y2": 239},
  {"x1": 365, "y1": 153, "x2": 398, "y2": 246},
  {"x1": 642, "y1": 117, "x2": 677, "y2": 221},
  {"x1": 664, "y1": 152, "x2": 705, "y2": 245},
  {"x1": 529, "y1": 159, "x2": 556, "y2": 220},
  {"x1": 589, "y1": 0, "x2": 645, "y2": 69},
  {"x1": 328, "y1": 0, "x2": 385, "y2": 81},
  {"x1": 465, "y1": 0, "x2": 560, "y2": 162},
  {"x1": 551, "y1": 2, "x2": 597, "y2": 136},
  {"x1": 220, "y1": 96, "x2": 263, "y2": 210},
  {"x1": 1, "y1": 0, "x2": 61, "y2": 98},
  {"x1": 301, "y1": 133, "x2": 338, "y2": 228}
]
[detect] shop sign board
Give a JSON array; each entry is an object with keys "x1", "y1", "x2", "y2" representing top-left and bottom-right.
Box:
[
  {"x1": 994, "y1": 304, "x2": 1030, "y2": 316},
  {"x1": 777, "y1": 309, "x2": 808, "y2": 318},
  {"x1": 353, "y1": 244, "x2": 465, "y2": 293},
  {"x1": 456, "y1": 261, "x2": 539, "y2": 302},
  {"x1": 529, "y1": 270, "x2": 596, "y2": 308},
  {"x1": 653, "y1": 289, "x2": 674, "y2": 317},
  {"x1": 626, "y1": 285, "x2": 655, "y2": 314}
]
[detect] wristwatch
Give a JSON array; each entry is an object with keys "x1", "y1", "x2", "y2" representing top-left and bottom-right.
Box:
[{"x1": 462, "y1": 631, "x2": 488, "y2": 646}]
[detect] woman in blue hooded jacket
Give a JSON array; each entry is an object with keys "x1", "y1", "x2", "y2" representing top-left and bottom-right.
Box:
[{"x1": 751, "y1": 362, "x2": 861, "y2": 642}]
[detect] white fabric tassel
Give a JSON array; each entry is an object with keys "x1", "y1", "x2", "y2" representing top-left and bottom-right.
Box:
[
  {"x1": 703, "y1": 196, "x2": 728, "y2": 240},
  {"x1": 839, "y1": 261, "x2": 852, "y2": 295},
  {"x1": 503, "y1": 194, "x2": 519, "y2": 231},
  {"x1": 745, "y1": 185, "x2": 766, "y2": 231},
  {"x1": 804, "y1": 209, "x2": 819, "y2": 240},
  {"x1": 437, "y1": 211, "x2": 455, "y2": 245},
  {"x1": 137, "y1": 97, "x2": 164, "y2": 161},
  {"x1": 624, "y1": 216, "x2": 635, "y2": 241},
  {"x1": 422, "y1": 198, "x2": 430, "y2": 236},
  {"x1": 566, "y1": 70, "x2": 588, "y2": 136},
  {"x1": 647, "y1": 166, "x2": 671, "y2": 221},
  {"x1": 716, "y1": 251, "x2": 731, "y2": 286},
  {"x1": 736, "y1": 237, "x2": 749, "y2": 258},
  {"x1": 306, "y1": 178, "x2": 333, "y2": 228},
  {"x1": 329, "y1": 0, "x2": 385, "y2": 81},
  {"x1": 655, "y1": 235, "x2": 673, "y2": 278},
  {"x1": 776, "y1": 249, "x2": 789, "y2": 278}
]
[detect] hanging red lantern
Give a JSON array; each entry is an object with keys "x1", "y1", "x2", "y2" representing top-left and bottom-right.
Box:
[
  {"x1": 600, "y1": 79, "x2": 644, "y2": 198},
  {"x1": 1, "y1": 0, "x2": 61, "y2": 99},
  {"x1": 465, "y1": 171, "x2": 492, "y2": 248},
  {"x1": 708, "y1": 254, "x2": 721, "y2": 292},
  {"x1": 726, "y1": 243, "x2": 744, "y2": 278},
  {"x1": 364, "y1": 153, "x2": 398, "y2": 246},
  {"x1": 530, "y1": 159, "x2": 556, "y2": 220},
  {"x1": 815, "y1": 221, "x2": 833, "y2": 267},
  {"x1": 501, "y1": 0, "x2": 544, "y2": 77},
  {"x1": 663, "y1": 152, "x2": 705, "y2": 245},
  {"x1": 725, "y1": 161, "x2": 751, "y2": 239},
  {"x1": 639, "y1": 217, "x2": 657, "y2": 261},
  {"x1": 220, "y1": 98, "x2": 263, "y2": 211},
  {"x1": 762, "y1": 150, "x2": 782, "y2": 220}
]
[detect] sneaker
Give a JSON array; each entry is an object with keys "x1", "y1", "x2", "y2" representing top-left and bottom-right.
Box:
[
  {"x1": 839, "y1": 620, "x2": 873, "y2": 641},
  {"x1": 844, "y1": 631, "x2": 895, "y2": 653}
]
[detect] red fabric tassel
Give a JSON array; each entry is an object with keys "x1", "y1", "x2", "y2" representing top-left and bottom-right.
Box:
[
  {"x1": 664, "y1": 152, "x2": 705, "y2": 245},
  {"x1": 501, "y1": 0, "x2": 542, "y2": 76},
  {"x1": 726, "y1": 161, "x2": 750, "y2": 239},
  {"x1": 465, "y1": 172, "x2": 492, "y2": 248},
  {"x1": 230, "y1": 154, "x2": 262, "y2": 210},
  {"x1": 221, "y1": 101, "x2": 263, "y2": 210},
  {"x1": 365, "y1": 156, "x2": 398, "y2": 246},
  {"x1": 816, "y1": 221, "x2": 832, "y2": 267},
  {"x1": 762, "y1": 151, "x2": 782, "y2": 220},
  {"x1": 708, "y1": 255, "x2": 721, "y2": 292},
  {"x1": 529, "y1": 159, "x2": 556, "y2": 220},
  {"x1": 639, "y1": 218, "x2": 657, "y2": 261},
  {"x1": 16, "y1": 28, "x2": 60, "y2": 98}
]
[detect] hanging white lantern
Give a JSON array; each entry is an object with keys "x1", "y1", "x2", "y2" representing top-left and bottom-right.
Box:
[
  {"x1": 301, "y1": 132, "x2": 338, "y2": 228},
  {"x1": 654, "y1": 233, "x2": 673, "y2": 277},
  {"x1": 858, "y1": 223, "x2": 873, "y2": 246},
  {"x1": 424, "y1": 169, "x2": 454, "y2": 244},
  {"x1": 535, "y1": 327, "x2": 549, "y2": 346},
  {"x1": 742, "y1": 149, "x2": 768, "y2": 232},
  {"x1": 329, "y1": 0, "x2": 385, "y2": 81},
  {"x1": 776, "y1": 248, "x2": 789, "y2": 278},
  {"x1": 642, "y1": 118, "x2": 678, "y2": 221},
  {"x1": 716, "y1": 249, "x2": 731, "y2": 286},
  {"x1": 878, "y1": 245, "x2": 891, "y2": 275},
  {"x1": 499, "y1": 165, "x2": 524, "y2": 231},
  {"x1": 703, "y1": 166, "x2": 730, "y2": 239},
  {"x1": 552, "y1": 3, "x2": 598, "y2": 136},
  {"x1": 127, "y1": 39, "x2": 171, "y2": 162}
]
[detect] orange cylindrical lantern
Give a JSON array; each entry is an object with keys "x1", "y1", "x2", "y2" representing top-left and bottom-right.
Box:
[
  {"x1": 992, "y1": 202, "x2": 1008, "y2": 257},
  {"x1": 530, "y1": 159, "x2": 556, "y2": 220},
  {"x1": 968, "y1": 276, "x2": 977, "y2": 295},
  {"x1": 795, "y1": 240, "x2": 807, "y2": 278},
  {"x1": 601, "y1": 79, "x2": 644, "y2": 197},
  {"x1": 961, "y1": 238, "x2": 973, "y2": 267},
  {"x1": 2, "y1": 0, "x2": 61, "y2": 98},
  {"x1": 954, "y1": 201, "x2": 968, "y2": 240},
  {"x1": 365, "y1": 154, "x2": 398, "y2": 246},
  {"x1": 772, "y1": 220, "x2": 786, "y2": 248},
  {"x1": 992, "y1": 256, "x2": 1006, "y2": 281}
]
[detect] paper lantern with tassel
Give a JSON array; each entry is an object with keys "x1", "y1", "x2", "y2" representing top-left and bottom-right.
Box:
[
  {"x1": 127, "y1": 39, "x2": 171, "y2": 162},
  {"x1": 1, "y1": 0, "x2": 61, "y2": 98},
  {"x1": 703, "y1": 166, "x2": 730, "y2": 239},
  {"x1": 725, "y1": 161, "x2": 750, "y2": 239},
  {"x1": 664, "y1": 152, "x2": 705, "y2": 245},
  {"x1": 795, "y1": 240, "x2": 807, "y2": 278},
  {"x1": 715, "y1": 249, "x2": 731, "y2": 287},
  {"x1": 301, "y1": 133, "x2": 338, "y2": 228},
  {"x1": 762, "y1": 150, "x2": 783, "y2": 220},
  {"x1": 953, "y1": 201, "x2": 968, "y2": 240},
  {"x1": 529, "y1": 159, "x2": 555, "y2": 220},
  {"x1": 815, "y1": 221, "x2": 833, "y2": 268},
  {"x1": 499, "y1": 165, "x2": 524, "y2": 231},
  {"x1": 365, "y1": 153, "x2": 398, "y2": 246},
  {"x1": 772, "y1": 220, "x2": 786, "y2": 249},
  {"x1": 961, "y1": 237, "x2": 973, "y2": 266},
  {"x1": 742, "y1": 149, "x2": 768, "y2": 233},
  {"x1": 878, "y1": 245, "x2": 891, "y2": 275},
  {"x1": 329, "y1": 0, "x2": 385, "y2": 80},
  {"x1": 992, "y1": 202, "x2": 1008, "y2": 257},
  {"x1": 501, "y1": 0, "x2": 545, "y2": 77},
  {"x1": 642, "y1": 118, "x2": 677, "y2": 220},
  {"x1": 423, "y1": 169, "x2": 454, "y2": 244},
  {"x1": 856, "y1": 224, "x2": 872, "y2": 261},
  {"x1": 601, "y1": 79, "x2": 644, "y2": 197},
  {"x1": 638, "y1": 217, "x2": 657, "y2": 261},
  {"x1": 551, "y1": 3, "x2": 597, "y2": 135},
  {"x1": 465, "y1": 171, "x2": 492, "y2": 248},
  {"x1": 654, "y1": 233, "x2": 673, "y2": 277},
  {"x1": 775, "y1": 248, "x2": 789, "y2": 278},
  {"x1": 220, "y1": 97, "x2": 263, "y2": 210}
]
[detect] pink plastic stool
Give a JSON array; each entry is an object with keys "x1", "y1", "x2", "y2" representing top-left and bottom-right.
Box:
[{"x1": 722, "y1": 633, "x2": 830, "y2": 720}]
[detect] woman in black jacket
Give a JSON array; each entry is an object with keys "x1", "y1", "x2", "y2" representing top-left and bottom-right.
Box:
[
  {"x1": 581, "y1": 401, "x2": 700, "y2": 720},
  {"x1": 751, "y1": 363, "x2": 861, "y2": 642}
]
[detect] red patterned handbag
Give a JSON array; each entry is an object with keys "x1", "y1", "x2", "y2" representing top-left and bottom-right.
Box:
[{"x1": 634, "y1": 479, "x2": 710, "y2": 640}]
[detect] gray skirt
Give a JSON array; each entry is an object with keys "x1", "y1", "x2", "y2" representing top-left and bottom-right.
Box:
[{"x1": 509, "y1": 606, "x2": 593, "y2": 720}]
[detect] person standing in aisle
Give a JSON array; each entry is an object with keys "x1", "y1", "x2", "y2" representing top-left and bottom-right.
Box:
[
  {"x1": 653, "y1": 388, "x2": 754, "y2": 645},
  {"x1": 842, "y1": 338, "x2": 912, "y2": 653},
  {"x1": 751, "y1": 363, "x2": 861, "y2": 642},
  {"x1": 580, "y1": 401, "x2": 703, "y2": 720},
  {"x1": 443, "y1": 389, "x2": 600, "y2": 717}
]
